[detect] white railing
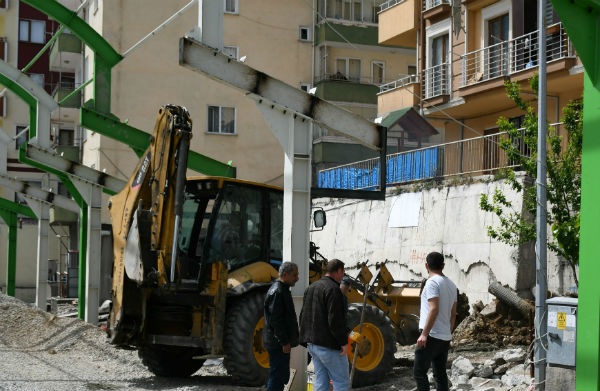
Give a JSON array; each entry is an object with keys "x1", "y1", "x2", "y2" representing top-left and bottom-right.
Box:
[
  {"x1": 379, "y1": 74, "x2": 419, "y2": 93},
  {"x1": 317, "y1": 125, "x2": 567, "y2": 190},
  {"x1": 423, "y1": 0, "x2": 450, "y2": 11},
  {"x1": 423, "y1": 63, "x2": 450, "y2": 98},
  {"x1": 461, "y1": 23, "x2": 574, "y2": 87},
  {"x1": 380, "y1": 0, "x2": 405, "y2": 12}
]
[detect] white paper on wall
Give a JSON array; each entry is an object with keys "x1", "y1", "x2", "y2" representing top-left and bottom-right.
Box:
[{"x1": 388, "y1": 192, "x2": 422, "y2": 228}]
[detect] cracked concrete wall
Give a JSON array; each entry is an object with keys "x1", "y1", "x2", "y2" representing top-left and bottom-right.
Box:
[{"x1": 310, "y1": 175, "x2": 578, "y2": 305}]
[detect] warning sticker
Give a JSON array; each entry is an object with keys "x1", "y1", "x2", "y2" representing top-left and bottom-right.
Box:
[{"x1": 557, "y1": 312, "x2": 567, "y2": 330}]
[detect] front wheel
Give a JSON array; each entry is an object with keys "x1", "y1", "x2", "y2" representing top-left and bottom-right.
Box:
[
  {"x1": 347, "y1": 304, "x2": 396, "y2": 388},
  {"x1": 223, "y1": 290, "x2": 269, "y2": 386}
]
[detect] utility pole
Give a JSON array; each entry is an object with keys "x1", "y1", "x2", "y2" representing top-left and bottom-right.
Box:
[{"x1": 535, "y1": 0, "x2": 548, "y2": 388}]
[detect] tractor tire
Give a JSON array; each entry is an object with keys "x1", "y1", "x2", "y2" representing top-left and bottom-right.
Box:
[
  {"x1": 395, "y1": 316, "x2": 420, "y2": 346},
  {"x1": 347, "y1": 304, "x2": 396, "y2": 388},
  {"x1": 138, "y1": 345, "x2": 204, "y2": 377},
  {"x1": 223, "y1": 290, "x2": 269, "y2": 386}
]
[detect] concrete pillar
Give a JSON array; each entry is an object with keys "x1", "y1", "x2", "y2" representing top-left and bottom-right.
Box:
[{"x1": 26, "y1": 199, "x2": 50, "y2": 310}]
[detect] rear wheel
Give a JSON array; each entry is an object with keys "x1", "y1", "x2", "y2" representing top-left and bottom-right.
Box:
[
  {"x1": 223, "y1": 290, "x2": 269, "y2": 386},
  {"x1": 138, "y1": 345, "x2": 204, "y2": 377},
  {"x1": 347, "y1": 304, "x2": 396, "y2": 388}
]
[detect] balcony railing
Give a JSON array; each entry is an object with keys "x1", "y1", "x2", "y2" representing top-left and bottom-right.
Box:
[
  {"x1": 461, "y1": 23, "x2": 574, "y2": 87},
  {"x1": 380, "y1": 0, "x2": 405, "y2": 12},
  {"x1": 423, "y1": 0, "x2": 450, "y2": 11},
  {"x1": 378, "y1": 74, "x2": 419, "y2": 93},
  {"x1": 316, "y1": 73, "x2": 395, "y2": 86},
  {"x1": 423, "y1": 63, "x2": 450, "y2": 98},
  {"x1": 316, "y1": 125, "x2": 560, "y2": 190}
]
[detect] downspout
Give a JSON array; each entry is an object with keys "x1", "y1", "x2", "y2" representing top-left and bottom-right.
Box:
[
  {"x1": 419, "y1": 0, "x2": 425, "y2": 116},
  {"x1": 311, "y1": 0, "x2": 315, "y2": 88}
]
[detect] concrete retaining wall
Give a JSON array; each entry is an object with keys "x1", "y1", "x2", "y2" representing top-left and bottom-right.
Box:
[{"x1": 310, "y1": 175, "x2": 578, "y2": 305}]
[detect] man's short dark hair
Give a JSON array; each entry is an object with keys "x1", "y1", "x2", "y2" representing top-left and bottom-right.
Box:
[
  {"x1": 279, "y1": 262, "x2": 298, "y2": 277},
  {"x1": 326, "y1": 259, "x2": 344, "y2": 274},
  {"x1": 426, "y1": 252, "x2": 444, "y2": 271}
]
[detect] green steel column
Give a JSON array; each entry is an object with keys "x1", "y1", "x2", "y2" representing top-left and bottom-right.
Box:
[
  {"x1": 78, "y1": 206, "x2": 88, "y2": 319},
  {"x1": 94, "y1": 57, "x2": 111, "y2": 114},
  {"x1": 3, "y1": 212, "x2": 17, "y2": 297},
  {"x1": 576, "y1": 72, "x2": 600, "y2": 390}
]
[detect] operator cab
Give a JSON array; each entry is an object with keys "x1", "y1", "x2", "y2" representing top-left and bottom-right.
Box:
[{"x1": 177, "y1": 177, "x2": 284, "y2": 285}]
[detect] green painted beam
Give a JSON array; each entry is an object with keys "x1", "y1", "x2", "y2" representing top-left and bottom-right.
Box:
[
  {"x1": 0, "y1": 211, "x2": 17, "y2": 296},
  {"x1": 0, "y1": 198, "x2": 36, "y2": 218},
  {"x1": 550, "y1": 0, "x2": 600, "y2": 86},
  {"x1": 21, "y1": 0, "x2": 121, "y2": 67},
  {"x1": 576, "y1": 72, "x2": 600, "y2": 390},
  {"x1": 80, "y1": 106, "x2": 237, "y2": 177}
]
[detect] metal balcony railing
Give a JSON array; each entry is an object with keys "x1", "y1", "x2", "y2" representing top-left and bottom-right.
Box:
[
  {"x1": 316, "y1": 125, "x2": 561, "y2": 190},
  {"x1": 423, "y1": 63, "x2": 450, "y2": 98},
  {"x1": 423, "y1": 0, "x2": 450, "y2": 11},
  {"x1": 378, "y1": 74, "x2": 419, "y2": 93},
  {"x1": 380, "y1": 0, "x2": 405, "y2": 12},
  {"x1": 461, "y1": 23, "x2": 574, "y2": 87},
  {"x1": 316, "y1": 73, "x2": 395, "y2": 86}
]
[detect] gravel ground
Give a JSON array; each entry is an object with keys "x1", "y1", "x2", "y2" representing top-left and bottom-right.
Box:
[{"x1": 0, "y1": 292, "x2": 528, "y2": 391}]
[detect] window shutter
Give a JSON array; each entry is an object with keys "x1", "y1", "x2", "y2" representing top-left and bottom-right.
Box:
[{"x1": 0, "y1": 37, "x2": 7, "y2": 61}]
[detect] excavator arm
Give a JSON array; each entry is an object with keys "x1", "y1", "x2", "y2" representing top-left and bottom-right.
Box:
[{"x1": 108, "y1": 105, "x2": 192, "y2": 344}]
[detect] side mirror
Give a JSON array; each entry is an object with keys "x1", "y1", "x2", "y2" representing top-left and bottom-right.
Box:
[{"x1": 313, "y1": 209, "x2": 327, "y2": 229}]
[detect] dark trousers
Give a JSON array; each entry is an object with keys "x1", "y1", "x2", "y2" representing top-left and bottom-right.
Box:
[
  {"x1": 267, "y1": 348, "x2": 290, "y2": 391},
  {"x1": 413, "y1": 335, "x2": 450, "y2": 391}
]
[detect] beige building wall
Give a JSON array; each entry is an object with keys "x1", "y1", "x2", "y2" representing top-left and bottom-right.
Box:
[{"x1": 83, "y1": 0, "x2": 316, "y2": 223}]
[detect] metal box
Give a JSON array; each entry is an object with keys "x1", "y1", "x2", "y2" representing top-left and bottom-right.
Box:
[{"x1": 547, "y1": 297, "x2": 577, "y2": 367}]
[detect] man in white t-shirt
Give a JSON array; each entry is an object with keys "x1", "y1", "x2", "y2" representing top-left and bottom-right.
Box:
[{"x1": 413, "y1": 252, "x2": 457, "y2": 391}]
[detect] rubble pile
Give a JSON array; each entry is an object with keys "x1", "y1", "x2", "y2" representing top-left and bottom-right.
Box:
[
  {"x1": 449, "y1": 348, "x2": 533, "y2": 391},
  {"x1": 453, "y1": 299, "x2": 531, "y2": 346}
]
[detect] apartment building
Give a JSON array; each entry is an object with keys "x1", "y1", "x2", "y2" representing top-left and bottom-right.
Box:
[
  {"x1": 0, "y1": 1, "x2": 82, "y2": 300},
  {"x1": 313, "y1": 0, "x2": 416, "y2": 171},
  {"x1": 377, "y1": 0, "x2": 583, "y2": 176}
]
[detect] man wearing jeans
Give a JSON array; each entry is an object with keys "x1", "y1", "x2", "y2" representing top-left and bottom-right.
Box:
[
  {"x1": 299, "y1": 259, "x2": 350, "y2": 391},
  {"x1": 414, "y1": 252, "x2": 457, "y2": 391},
  {"x1": 264, "y1": 262, "x2": 300, "y2": 391}
]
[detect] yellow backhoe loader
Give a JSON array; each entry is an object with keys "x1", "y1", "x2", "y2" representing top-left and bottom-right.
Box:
[{"x1": 108, "y1": 105, "x2": 422, "y2": 387}]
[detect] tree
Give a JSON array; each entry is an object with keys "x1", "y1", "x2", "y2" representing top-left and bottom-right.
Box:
[{"x1": 479, "y1": 75, "x2": 581, "y2": 286}]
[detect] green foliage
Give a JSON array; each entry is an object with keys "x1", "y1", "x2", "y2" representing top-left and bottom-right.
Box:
[{"x1": 479, "y1": 77, "x2": 582, "y2": 285}]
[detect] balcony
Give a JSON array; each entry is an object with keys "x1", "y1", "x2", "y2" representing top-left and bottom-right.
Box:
[
  {"x1": 378, "y1": 0, "x2": 418, "y2": 47},
  {"x1": 422, "y1": 0, "x2": 451, "y2": 19},
  {"x1": 54, "y1": 144, "x2": 80, "y2": 163},
  {"x1": 461, "y1": 23, "x2": 575, "y2": 89},
  {"x1": 377, "y1": 75, "x2": 420, "y2": 112},
  {"x1": 315, "y1": 23, "x2": 379, "y2": 46},
  {"x1": 314, "y1": 74, "x2": 381, "y2": 104},
  {"x1": 49, "y1": 33, "x2": 83, "y2": 72},
  {"x1": 52, "y1": 84, "x2": 81, "y2": 109},
  {"x1": 317, "y1": 125, "x2": 549, "y2": 189},
  {"x1": 50, "y1": 207, "x2": 78, "y2": 225},
  {"x1": 423, "y1": 63, "x2": 450, "y2": 99}
]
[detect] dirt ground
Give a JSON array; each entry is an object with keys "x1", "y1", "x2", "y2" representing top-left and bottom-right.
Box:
[{"x1": 0, "y1": 293, "x2": 529, "y2": 391}]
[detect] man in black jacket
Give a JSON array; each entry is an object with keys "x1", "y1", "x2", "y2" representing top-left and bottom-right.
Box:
[
  {"x1": 263, "y1": 262, "x2": 300, "y2": 391},
  {"x1": 299, "y1": 259, "x2": 350, "y2": 391}
]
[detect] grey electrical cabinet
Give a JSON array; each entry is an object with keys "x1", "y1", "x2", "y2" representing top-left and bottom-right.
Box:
[{"x1": 547, "y1": 297, "x2": 577, "y2": 367}]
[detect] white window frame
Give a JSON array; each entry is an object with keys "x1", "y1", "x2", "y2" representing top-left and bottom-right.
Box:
[
  {"x1": 334, "y1": 57, "x2": 362, "y2": 81},
  {"x1": 207, "y1": 105, "x2": 237, "y2": 135},
  {"x1": 371, "y1": 61, "x2": 385, "y2": 84},
  {"x1": 19, "y1": 19, "x2": 45, "y2": 44},
  {"x1": 425, "y1": 19, "x2": 451, "y2": 68},
  {"x1": 299, "y1": 26, "x2": 311, "y2": 42},
  {"x1": 481, "y1": 0, "x2": 512, "y2": 49},
  {"x1": 300, "y1": 83, "x2": 312, "y2": 92},
  {"x1": 223, "y1": 46, "x2": 239, "y2": 59},
  {"x1": 224, "y1": 0, "x2": 239, "y2": 14}
]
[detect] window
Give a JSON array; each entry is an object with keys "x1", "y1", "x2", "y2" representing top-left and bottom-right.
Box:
[
  {"x1": 207, "y1": 106, "x2": 236, "y2": 134},
  {"x1": 269, "y1": 192, "x2": 283, "y2": 262},
  {"x1": 487, "y1": 14, "x2": 509, "y2": 77},
  {"x1": 300, "y1": 83, "x2": 311, "y2": 92},
  {"x1": 19, "y1": 19, "x2": 45, "y2": 43},
  {"x1": 371, "y1": 61, "x2": 385, "y2": 84},
  {"x1": 225, "y1": 0, "x2": 238, "y2": 14},
  {"x1": 15, "y1": 125, "x2": 28, "y2": 150},
  {"x1": 0, "y1": 37, "x2": 6, "y2": 61},
  {"x1": 58, "y1": 129, "x2": 74, "y2": 146},
  {"x1": 335, "y1": 57, "x2": 361, "y2": 82},
  {"x1": 299, "y1": 26, "x2": 311, "y2": 42},
  {"x1": 28, "y1": 73, "x2": 44, "y2": 89},
  {"x1": 0, "y1": 0, "x2": 7, "y2": 10},
  {"x1": 0, "y1": 96, "x2": 6, "y2": 117},
  {"x1": 222, "y1": 46, "x2": 238, "y2": 59},
  {"x1": 408, "y1": 65, "x2": 417, "y2": 75}
]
